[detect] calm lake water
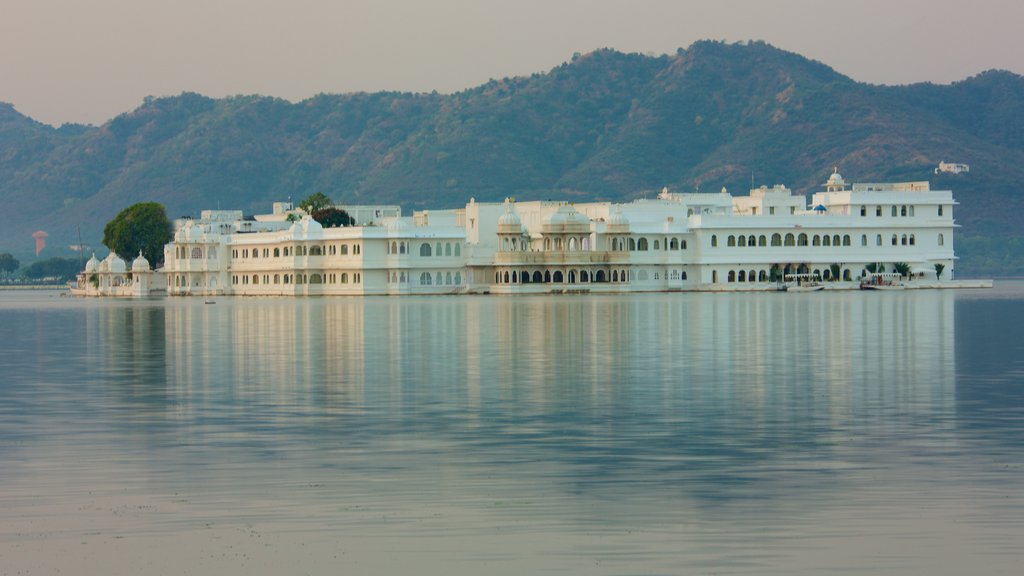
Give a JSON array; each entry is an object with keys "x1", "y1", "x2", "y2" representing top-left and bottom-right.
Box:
[{"x1": 2, "y1": 285, "x2": 1023, "y2": 575}]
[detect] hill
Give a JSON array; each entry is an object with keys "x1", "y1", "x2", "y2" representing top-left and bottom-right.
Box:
[{"x1": 1, "y1": 41, "x2": 1022, "y2": 275}]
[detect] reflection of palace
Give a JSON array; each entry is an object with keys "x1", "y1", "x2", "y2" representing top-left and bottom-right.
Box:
[{"x1": 77, "y1": 171, "x2": 962, "y2": 297}]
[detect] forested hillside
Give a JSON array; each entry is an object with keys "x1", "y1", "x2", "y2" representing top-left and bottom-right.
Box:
[{"x1": 2, "y1": 41, "x2": 1021, "y2": 275}]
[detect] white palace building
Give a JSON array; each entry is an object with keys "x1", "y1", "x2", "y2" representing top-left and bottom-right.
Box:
[{"x1": 76, "y1": 171, "x2": 974, "y2": 297}]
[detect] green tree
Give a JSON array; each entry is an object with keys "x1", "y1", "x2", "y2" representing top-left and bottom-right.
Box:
[
  {"x1": 892, "y1": 262, "x2": 911, "y2": 279},
  {"x1": 934, "y1": 263, "x2": 946, "y2": 280},
  {"x1": 299, "y1": 192, "x2": 333, "y2": 215},
  {"x1": 0, "y1": 253, "x2": 19, "y2": 277},
  {"x1": 21, "y1": 257, "x2": 81, "y2": 282},
  {"x1": 829, "y1": 263, "x2": 841, "y2": 282},
  {"x1": 102, "y1": 202, "x2": 173, "y2": 266},
  {"x1": 311, "y1": 207, "x2": 355, "y2": 228}
]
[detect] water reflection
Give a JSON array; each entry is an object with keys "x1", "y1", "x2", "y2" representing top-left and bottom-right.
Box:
[{"x1": 2, "y1": 288, "x2": 1022, "y2": 575}]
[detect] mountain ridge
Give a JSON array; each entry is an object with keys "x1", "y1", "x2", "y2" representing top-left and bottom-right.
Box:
[{"x1": 1, "y1": 40, "x2": 1022, "y2": 274}]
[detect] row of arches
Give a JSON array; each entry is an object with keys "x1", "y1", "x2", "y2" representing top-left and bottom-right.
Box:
[
  {"x1": 859, "y1": 205, "x2": 918, "y2": 217},
  {"x1": 715, "y1": 233, "x2": 854, "y2": 248},
  {"x1": 232, "y1": 243, "x2": 362, "y2": 259},
  {"x1": 609, "y1": 237, "x2": 688, "y2": 252},
  {"x1": 176, "y1": 246, "x2": 217, "y2": 260},
  {"x1": 414, "y1": 271, "x2": 463, "y2": 286},
  {"x1": 231, "y1": 272, "x2": 362, "y2": 286},
  {"x1": 493, "y1": 268, "x2": 690, "y2": 285},
  {"x1": 418, "y1": 242, "x2": 462, "y2": 257}
]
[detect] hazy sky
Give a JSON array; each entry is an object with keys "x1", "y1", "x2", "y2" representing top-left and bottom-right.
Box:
[{"x1": 2, "y1": 0, "x2": 1022, "y2": 126}]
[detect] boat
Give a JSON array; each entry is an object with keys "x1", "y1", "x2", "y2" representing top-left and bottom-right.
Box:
[
  {"x1": 784, "y1": 273, "x2": 825, "y2": 292},
  {"x1": 859, "y1": 273, "x2": 905, "y2": 290}
]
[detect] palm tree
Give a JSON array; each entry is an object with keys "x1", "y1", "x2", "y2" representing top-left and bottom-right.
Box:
[
  {"x1": 892, "y1": 262, "x2": 911, "y2": 279},
  {"x1": 934, "y1": 263, "x2": 945, "y2": 280}
]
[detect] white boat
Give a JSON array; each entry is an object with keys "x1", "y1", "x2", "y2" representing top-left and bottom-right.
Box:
[
  {"x1": 860, "y1": 273, "x2": 905, "y2": 290},
  {"x1": 784, "y1": 273, "x2": 825, "y2": 292}
]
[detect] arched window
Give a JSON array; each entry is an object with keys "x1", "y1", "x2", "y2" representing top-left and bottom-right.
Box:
[
  {"x1": 876, "y1": 234, "x2": 882, "y2": 246},
  {"x1": 711, "y1": 235, "x2": 718, "y2": 247},
  {"x1": 876, "y1": 206, "x2": 882, "y2": 217},
  {"x1": 748, "y1": 235, "x2": 756, "y2": 247},
  {"x1": 191, "y1": 247, "x2": 203, "y2": 259},
  {"x1": 445, "y1": 243, "x2": 452, "y2": 256},
  {"x1": 738, "y1": 236, "x2": 746, "y2": 247},
  {"x1": 420, "y1": 272, "x2": 431, "y2": 285},
  {"x1": 727, "y1": 270, "x2": 735, "y2": 282},
  {"x1": 758, "y1": 270, "x2": 767, "y2": 282},
  {"x1": 771, "y1": 233, "x2": 782, "y2": 246},
  {"x1": 420, "y1": 243, "x2": 432, "y2": 257},
  {"x1": 638, "y1": 238, "x2": 649, "y2": 251},
  {"x1": 435, "y1": 243, "x2": 442, "y2": 256},
  {"x1": 748, "y1": 270, "x2": 756, "y2": 283},
  {"x1": 670, "y1": 238, "x2": 679, "y2": 250},
  {"x1": 612, "y1": 270, "x2": 619, "y2": 282},
  {"x1": 727, "y1": 235, "x2": 736, "y2": 247},
  {"x1": 797, "y1": 233, "x2": 808, "y2": 246},
  {"x1": 891, "y1": 206, "x2": 898, "y2": 217},
  {"x1": 544, "y1": 270, "x2": 552, "y2": 283},
  {"x1": 273, "y1": 248, "x2": 280, "y2": 257},
  {"x1": 909, "y1": 206, "x2": 915, "y2": 217},
  {"x1": 533, "y1": 271, "x2": 543, "y2": 283},
  {"x1": 813, "y1": 235, "x2": 821, "y2": 246},
  {"x1": 400, "y1": 243, "x2": 407, "y2": 255},
  {"x1": 503, "y1": 271, "x2": 510, "y2": 284},
  {"x1": 310, "y1": 246, "x2": 322, "y2": 256},
  {"x1": 843, "y1": 235, "x2": 851, "y2": 246},
  {"x1": 823, "y1": 235, "x2": 831, "y2": 247},
  {"x1": 784, "y1": 233, "x2": 795, "y2": 246},
  {"x1": 436, "y1": 272, "x2": 442, "y2": 285},
  {"x1": 833, "y1": 235, "x2": 841, "y2": 246},
  {"x1": 909, "y1": 234, "x2": 915, "y2": 245},
  {"x1": 252, "y1": 275, "x2": 259, "y2": 285},
  {"x1": 341, "y1": 273, "x2": 348, "y2": 284},
  {"x1": 274, "y1": 274, "x2": 280, "y2": 284},
  {"x1": 390, "y1": 241, "x2": 397, "y2": 254},
  {"x1": 629, "y1": 238, "x2": 636, "y2": 251},
  {"x1": 454, "y1": 243, "x2": 461, "y2": 256},
  {"x1": 892, "y1": 234, "x2": 898, "y2": 246},
  {"x1": 738, "y1": 270, "x2": 746, "y2": 282},
  {"x1": 860, "y1": 206, "x2": 866, "y2": 216},
  {"x1": 901, "y1": 205, "x2": 907, "y2": 217},
  {"x1": 340, "y1": 245, "x2": 348, "y2": 255},
  {"x1": 758, "y1": 235, "x2": 766, "y2": 247},
  {"x1": 901, "y1": 234, "x2": 908, "y2": 246},
  {"x1": 310, "y1": 274, "x2": 323, "y2": 284},
  {"x1": 568, "y1": 237, "x2": 577, "y2": 251},
  {"x1": 938, "y1": 205, "x2": 944, "y2": 217},
  {"x1": 455, "y1": 272, "x2": 462, "y2": 285}
]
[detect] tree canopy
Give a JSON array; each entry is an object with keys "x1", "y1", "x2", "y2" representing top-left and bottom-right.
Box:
[
  {"x1": 102, "y1": 202, "x2": 173, "y2": 266},
  {"x1": 311, "y1": 207, "x2": 355, "y2": 228},
  {"x1": 0, "y1": 253, "x2": 19, "y2": 276},
  {"x1": 21, "y1": 257, "x2": 80, "y2": 281},
  {"x1": 299, "y1": 192, "x2": 333, "y2": 215}
]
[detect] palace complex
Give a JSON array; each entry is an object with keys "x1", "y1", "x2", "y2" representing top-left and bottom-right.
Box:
[{"x1": 76, "y1": 171, "x2": 963, "y2": 296}]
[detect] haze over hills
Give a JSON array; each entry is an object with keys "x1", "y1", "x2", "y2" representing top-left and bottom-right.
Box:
[{"x1": 1, "y1": 41, "x2": 1022, "y2": 274}]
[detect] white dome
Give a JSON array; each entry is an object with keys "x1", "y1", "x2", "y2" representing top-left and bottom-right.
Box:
[
  {"x1": 827, "y1": 168, "x2": 845, "y2": 186},
  {"x1": 498, "y1": 201, "x2": 521, "y2": 226},
  {"x1": 84, "y1": 253, "x2": 99, "y2": 273},
  {"x1": 104, "y1": 252, "x2": 126, "y2": 273},
  {"x1": 545, "y1": 205, "x2": 589, "y2": 227},
  {"x1": 301, "y1": 217, "x2": 323, "y2": 234},
  {"x1": 131, "y1": 251, "x2": 150, "y2": 272},
  {"x1": 607, "y1": 206, "x2": 629, "y2": 227}
]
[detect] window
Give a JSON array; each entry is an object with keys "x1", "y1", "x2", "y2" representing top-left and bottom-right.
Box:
[
  {"x1": 670, "y1": 238, "x2": 679, "y2": 250},
  {"x1": 876, "y1": 234, "x2": 882, "y2": 246},
  {"x1": 876, "y1": 206, "x2": 882, "y2": 217},
  {"x1": 420, "y1": 243, "x2": 432, "y2": 257},
  {"x1": 833, "y1": 235, "x2": 841, "y2": 246},
  {"x1": 843, "y1": 235, "x2": 851, "y2": 246},
  {"x1": 892, "y1": 234, "x2": 898, "y2": 246},
  {"x1": 758, "y1": 235, "x2": 766, "y2": 247},
  {"x1": 420, "y1": 272, "x2": 432, "y2": 285},
  {"x1": 454, "y1": 243, "x2": 461, "y2": 256},
  {"x1": 191, "y1": 247, "x2": 203, "y2": 259},
  {"x1": 653, "y1": 240, "x2": 660, "y2": 250},
  {"x1": 861, "y1": 234, "x2": 867, "y2": 246},
  {"x1": 823, "y1": 235, "x2": 831, "y2": 247},
  {"x1": 274, "y1": 248, "x2": 280, "y2": 257},
  {"x1": 910, "y1": 235, "x2": 915, "y2": 245},
  {"x1": 938, "y1": 233, "x2": 944, "y2": 246},
  {"x1": 445, "y1": 243, "x2": 452, "y2": 257},
  {"x1": 769, "y1": 207, "x2": 776, "y2": 215},
  {"x1": 711, "y1": 235, "x2": 718, "y2": 248},
  {"x1": 727, "y1": 235, "x2": 736, "y2": 247},
  {"x1": 891, "y1": 206, "x2": 898, "y2": 217},
  {"x1": 901, "y1": 234, "x2": 908, "y2": 246},
  {"x1": 638, "y1": 238, "x2": 649, "y2": 251},
  {"x1": 797, "y1": 233, "x2": 808, "y2": 246},
  {"x1": 738, "y1": 236, "x2": 746, "y2": 247},
  {"x1": 938, "y1": 205, "x2": 944, "y2": 217},
  {"x1": 784, "y1": 233, "x2": 795, "y2": 246},
  {"x1": 771, "y1": 233, "x2": 781, "y2": 247},
  {"x1": 860, "y1": 206, "x2": 866, "y2": 216},
  {"x1": 340, "y1": 245, "x2": 348, "y2": 255},
  {"x1": 813, "y1": 235, "x2": 821, "y2": 246}
]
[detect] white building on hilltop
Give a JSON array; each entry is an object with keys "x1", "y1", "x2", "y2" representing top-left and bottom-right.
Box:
[{"x1": 75, "y1": 171, "x2": 968, "y2": 297}]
